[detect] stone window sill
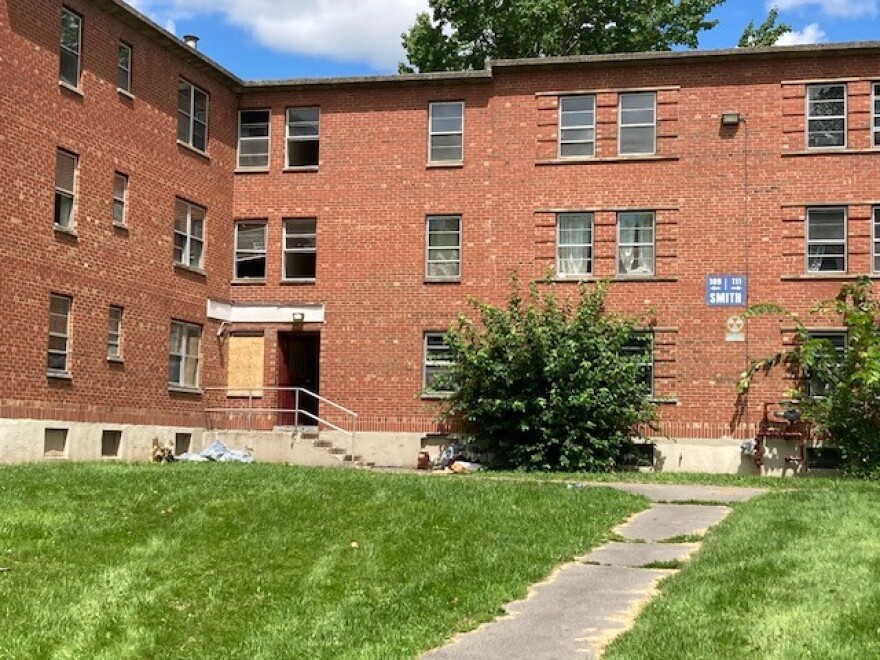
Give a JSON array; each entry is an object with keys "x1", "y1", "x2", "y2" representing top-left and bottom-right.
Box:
[
  {"x1": 169, "y1": 385, "x2": 203, "y2": 395},
  {"x1": 177, "y1": 140, "x2": 210, "y2": 161},
  {"x1": 537, "y1": 155, "x2": 679, "y2": 166},
  {"x1": 117, "y1": 88, "x2": 134, "y2": 100},
  {"x1": 59, "y1": 81, "x2": 83, "y2": 97},
  {"x1": 427, "y1": 161, "x2": 463, "y2": 169},
  {"x1": 174, "y1": 263, "x2": 207, "y2": 277}
]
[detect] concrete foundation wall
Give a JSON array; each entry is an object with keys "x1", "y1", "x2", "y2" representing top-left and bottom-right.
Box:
[
  {"x1": 0, "y1": 419, "x2": 831, "y2": 477},
  {"x1": 0, "y1": 419, "x2": 204, "y2": 463}
]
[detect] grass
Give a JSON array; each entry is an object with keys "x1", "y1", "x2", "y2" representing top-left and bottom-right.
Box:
[
  {"x1": 605, "y1": 482, "x2": 880, "y2": 660},
  {"x1": 0, "y1": 463, "x2": 645, "y2": 659}
]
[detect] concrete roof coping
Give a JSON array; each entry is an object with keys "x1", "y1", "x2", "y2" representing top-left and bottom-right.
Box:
[{"x1": 244, "y1": 68, "x2": 491, "y2": 91}]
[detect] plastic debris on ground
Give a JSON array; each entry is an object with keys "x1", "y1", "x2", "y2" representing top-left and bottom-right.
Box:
[
  {"x1": 449, "y1": 460, "x2": 484, "y2": 474},
  {"x1": 177, "y1": 441, "x2": 254, "y2": 463}
]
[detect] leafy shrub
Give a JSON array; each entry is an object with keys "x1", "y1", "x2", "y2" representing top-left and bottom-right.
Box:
[
  {"x1": 738, "y1": 278, "x2": 880, "y2": 478},
  {"x1": 438, "y1": 278, "x2": 656, "y2": 471}
]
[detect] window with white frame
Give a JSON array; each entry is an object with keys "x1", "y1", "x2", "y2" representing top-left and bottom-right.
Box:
[
  {"x1": 873, "y1": 83, "x2": 880, "y2": 148},
  {"x1": 286, "y1": 107, "x2": 319, "y2": 168},
  {"x1": 112, "y1": 172, "x2": 128, "y2": 226},
  {"x1": 283, "y1": 218, "x2": 317, "y2": 280},
  {"x1": 426, "y1": 215, "x2": 461, "y2": 280},
  {"x1": 48, "y1": 294, "x2": 72, "y2": 375},
  {"x1": 168, "y1": 321, "x2": 201, "y2": 389},
  {"x1": 806, "y1": 207, "x2": 846, "y2": 273},
  {"x1": 54, "y1": 149, "x2": 77, "y2": 230},
  {"x1": 807, "y1": 84, "x2": 846, "y2": 149},
  {"x1": 621, "y1": 331, "x2": 654, "y2": 397},
  {"x1": 617, "y1": 211, "x2": 655, "y2": 276},
  {"x1": 173, "y1": 199, "x2": 205, "y2": 269},
  {"x1": 424, "y1": 333, "x2": 454, "y2": 394},
  {"x1": 177, "y1": 79, "x2": 208, "y2": 152},
  {"x1": 107, "y1": 306, "x2": 123, "y2": 360},
  {"x1": 619, "y1": 93, "x2": 656, "y2": 155},
  {"x1": 234, "y1": 221, "x2": 267, "y2": 280},
  {"x1": 238, "y1": 110, "x2": 270, "y2": 169},
  {"x1": 60, "y1": 7, "x2": 82, "y2": 88},
  {"x1": 805, "y1": 331, "x2": 846, "y2": 398},
  {"x1": 559, "y1": 95, "x2": 595, "y2": 158},
  {"x1": 117, "y1": 42, "x2": 132, "y2": 93},
  {"x1": 429, "y1": 101, "x2": 464, "y2": 162},
  {"x1": 556, "y1": 212, "x2": 593, "y2": 278},
  {"x1": 874, "y1": 207, "x2": 880, "y2": 273}
]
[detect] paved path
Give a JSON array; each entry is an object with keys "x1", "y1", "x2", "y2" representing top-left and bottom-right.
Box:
[{"x1": 423, "y1": 482, "x2": 765, "y2": 660}]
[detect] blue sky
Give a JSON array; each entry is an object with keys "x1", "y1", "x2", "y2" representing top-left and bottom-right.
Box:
[{"x1": 127, "y1": 1, "x2": 880, "y2": 80}]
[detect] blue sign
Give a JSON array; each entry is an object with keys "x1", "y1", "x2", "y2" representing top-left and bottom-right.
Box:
[{"x1": 706, "y1": 275, "x2": 746, "y2": 306}]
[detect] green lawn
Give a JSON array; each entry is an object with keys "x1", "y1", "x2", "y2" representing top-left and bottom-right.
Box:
[
  {"x1": 0, "y1": 463, "x2": 644, "y2": 659},
  {"x1": 605, "y1": 482, "x2": 880, "y2": 659}
]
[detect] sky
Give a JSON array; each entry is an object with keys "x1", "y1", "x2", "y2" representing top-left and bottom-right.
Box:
[{"x1": 126, "y1": 1, "x2": 880, "y2": 80}]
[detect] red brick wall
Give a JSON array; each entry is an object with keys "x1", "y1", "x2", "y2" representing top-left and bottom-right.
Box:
[
  {"x1": 0, "y1": 0, "x2": 236, "y2": 427},
  {"x1": 232, "y1": 55, "x2": 880, "y2": 438},
  {"x1": 3, "y1": 0, "x2": 877, "y2": 443}
]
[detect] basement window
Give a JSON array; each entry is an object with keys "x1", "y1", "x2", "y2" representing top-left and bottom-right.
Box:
[
  {"x1": 101, "y1": 430, "x2": 122, "y2": 457},
  {"x1": 175, "y1": 432, "x2": 192, "y2": 455},
  {"x1": 44, "y1": 428, "x2": 68, "y2": 458}
]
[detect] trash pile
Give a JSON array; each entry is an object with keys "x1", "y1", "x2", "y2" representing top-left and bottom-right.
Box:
[
  {"x1": 417, "y1": 442, "x2": 484, "y2": 473},
  {"x1": 177, "y1": 441, "x2": 254, "y2": 464}
]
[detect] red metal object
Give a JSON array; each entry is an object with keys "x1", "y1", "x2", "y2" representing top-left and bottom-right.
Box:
[{"x1": 753, "y1": 401, "x2": 811, "y2": 468}]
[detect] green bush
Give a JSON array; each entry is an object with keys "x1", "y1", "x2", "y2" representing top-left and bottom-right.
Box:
[
  {"x1": 438, "y1": 278, "x2": 656, "y2": 471},
  {"x1": 739, "y1": 278, "x2": 880, "y2": 478}
]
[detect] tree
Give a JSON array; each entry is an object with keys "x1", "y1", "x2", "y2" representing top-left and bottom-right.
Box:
[
  {"x1": 400, "y1": 0, "x2": 724, "y2": 73},
  {"x1": 738, "y1": 7, "x2": 791, "y2": 48},
  {"x1": 737, "y1": 278, "x2": 880, "y2": 478},
  {"x1": 438, "y1": 278, "x2": 656, "y2": 471}
]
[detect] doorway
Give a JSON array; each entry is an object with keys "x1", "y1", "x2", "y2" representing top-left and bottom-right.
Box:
[{"x1": 277, "y1": 332, "x2": 320, "y2": 427}]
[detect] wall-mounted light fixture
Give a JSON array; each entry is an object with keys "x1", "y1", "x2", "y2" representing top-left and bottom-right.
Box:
[
  {"x1": 721, "y1": 112, "x2": 742, "y2": 126},
  {"x1": 292, "y1": 312, "x2": 305, "y2": 324}
]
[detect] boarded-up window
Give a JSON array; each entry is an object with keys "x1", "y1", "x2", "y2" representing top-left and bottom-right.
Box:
[{"x1": 227, "y1": 334, "x2": 264, "y2": 396}]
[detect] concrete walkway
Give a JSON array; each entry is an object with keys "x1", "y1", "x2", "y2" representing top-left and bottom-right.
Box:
[{"x1": 423, "y1": 482, "x2": 765, "y2": 660}]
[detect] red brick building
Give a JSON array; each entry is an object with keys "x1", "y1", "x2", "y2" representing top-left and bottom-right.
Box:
[{"x1": 2, "y1": 0, "x2": 878, "y2": 471}]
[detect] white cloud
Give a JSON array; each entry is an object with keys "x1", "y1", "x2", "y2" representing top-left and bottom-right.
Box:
[
  {"x1": 125, "y1": 0, "x2": 429, "y2": 70},
  {"x1": 776, "y1": 22, "x2": 827, "y2": 45},
  {"x1": 770, "y1": 0, "x2": 877, "y2": 18}
]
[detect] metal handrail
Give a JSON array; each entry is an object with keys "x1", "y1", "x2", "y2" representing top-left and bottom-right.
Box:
[{"x1": 203, "y1": 386, "x2": 358, "y2": 462}]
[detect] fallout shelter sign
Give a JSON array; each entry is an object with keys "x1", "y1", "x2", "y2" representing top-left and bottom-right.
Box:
[{"x1": 706, "y1": 275, "x2": 746, "y2": 306}]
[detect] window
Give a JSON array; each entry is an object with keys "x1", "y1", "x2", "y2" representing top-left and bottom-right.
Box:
[
  {"x1": 429, "y1": 101, "x2": 464, "y2": 163},
  {"x1": 283, "y1": 218, "x2": 317, "y2": 280},
  {"x1": 44, "y1": 429, "x2": 68, "y2": 457},
  {"x1": 873, "y1": 83, "x2": 880, "y2": 148},
  {"x1": 234, "y1": 221, "x2": 267, "y2": 280},
  {"x1": 617, "y1": 211, "x2": 655, "y2": 276},
  {"x1": 622, "y1": 332, "x2": 654, "y2": 397},
  {"x1": 556, "y1": 213, "x2": 593, "y2": 278},
  {"x1": 168, "y1": 321, "x2": 201, "y2": 389},
  {"x1": 805, "y1": 331, "x2": 846, "y2": 398},
  {"x1": 177, "y1": 79, "x2": 208, "y2": 152},
  {"x1": 559, "y1": 95, "x2": 595, "y2": 158},
  {"x1": 60, "y1": 8, "x2": 81, "y2": 88},
  {"x1": 286, "y1": 107, "x2": 319, "y2": 168},
  {"x1": 175, "y1": 433, "x2": 192, "y2": 455},
  {"x1": 874, "y1": 207, "x2": 880, "y2": 273},
  {"x1": 107, "y1": 306, "x2": 123, "y2": 360},
  {"x1": 54, "y1": 149, "x2": 77, "y2": 230},
  {"x1": 424, "y1": 333, "x2": 454, "y2": 394},
  {"x1": 117, "y1": 42, "x2": 132, "y2": 93},
  {"x1": 173, "y1": 199, "x2": 205, "y2": 269},
  {"x1": 807, "y1": 84, "x2": 846, "y2": 149},
  {"x1": 619, "y1": 93, "x2": 656, "y2": 155},
  {"x1": 806, "y1": 207, "x2": 846, "y2": 273},
  {"x1": 238, "y1": 110, "x2": 270, "y2": 169},
  {"x1": 112, "y1": 172, "x2": 128, "y2": 226},
  {"x1": 101, "y1": 430, "x2": 122, "y2": 458},
  {"x1": 48, "y1": 294, "x2": 72, "y2": 375},
  {"x1": 425, "y1": 215, "x2": 461, "y2": 280}
]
